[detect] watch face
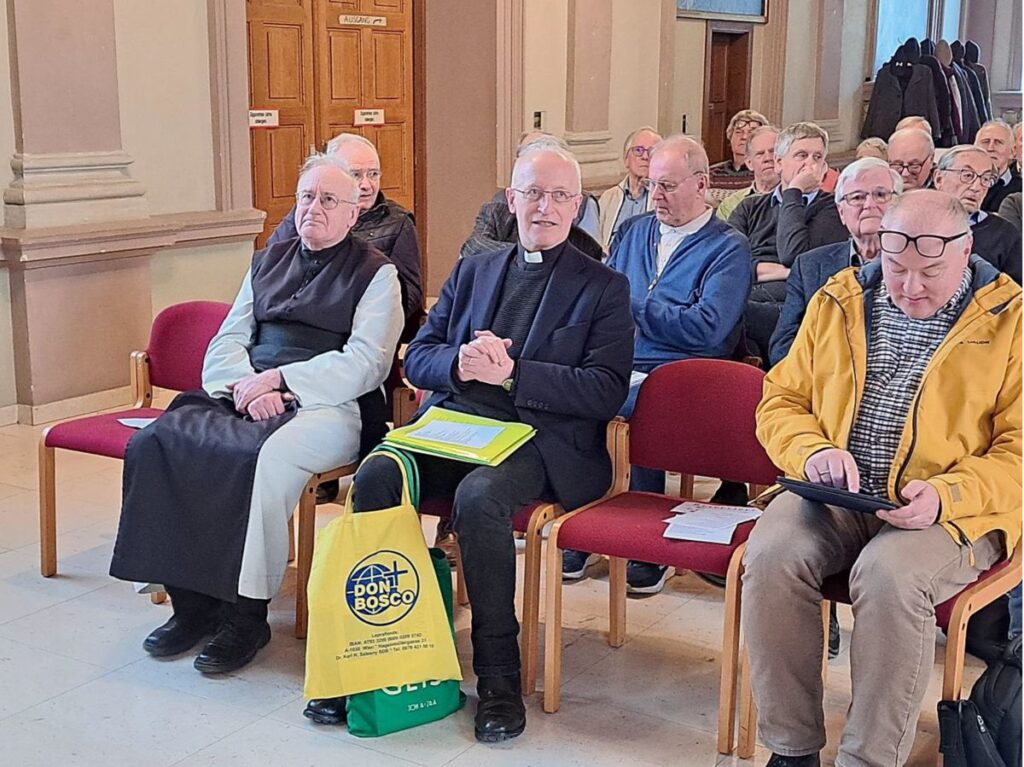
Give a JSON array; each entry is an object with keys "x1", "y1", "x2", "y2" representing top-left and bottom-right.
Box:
[{"x1": 502, "y1": 378, "x2": 513, "y2": 391}]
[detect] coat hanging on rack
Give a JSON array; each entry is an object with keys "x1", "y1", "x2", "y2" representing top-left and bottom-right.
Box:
[
  {"x1": 953, "y1": 40, "x2": 990, "y2": 124},
  {"x1": 861, "y1": 41, "x2": 941, "y2": 140},
  {"x1": 964, "y1": 41, "x2": 994, "y2": 122}
]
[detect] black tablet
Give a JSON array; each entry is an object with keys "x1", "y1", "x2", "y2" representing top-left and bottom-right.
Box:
[{"x1": 777, "y1": 477, "x2": 900, "y2": 514}]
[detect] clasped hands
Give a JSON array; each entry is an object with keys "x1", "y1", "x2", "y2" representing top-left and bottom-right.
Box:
[
  {"x1": 457, "y1": 330, "x2": 514, "y2": 386},
  {"x1": 226, "y1": 368, "x2": 293, "y2": 422},
  {"x1": 803, "y1": 448, "x2": 939, "y2": 530}
]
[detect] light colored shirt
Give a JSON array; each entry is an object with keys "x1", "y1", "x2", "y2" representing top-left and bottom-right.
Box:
[{"x1": 656, "y1": 207, "x2": 714, "y2": 276}]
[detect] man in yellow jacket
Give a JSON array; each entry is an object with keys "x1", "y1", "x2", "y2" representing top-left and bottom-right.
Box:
[{"x1": 743, "y1": 189, "x2": 1022, "y2": 767}]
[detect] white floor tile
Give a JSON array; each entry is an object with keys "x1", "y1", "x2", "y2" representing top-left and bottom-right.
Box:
[{"x1": 0, "y1": 635, "x2": 108, "y2": 720}]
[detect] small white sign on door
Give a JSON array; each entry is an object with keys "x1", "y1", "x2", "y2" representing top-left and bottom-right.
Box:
[
  {"x1": 354, "y1": 109, "x2": 385, "y2": 126},
  {"x1": 340, "y1": 14, "x2": 387, "y2": 27},
  {"x1": 249, "y1": 110, "x2": 279, "y2": 128}
]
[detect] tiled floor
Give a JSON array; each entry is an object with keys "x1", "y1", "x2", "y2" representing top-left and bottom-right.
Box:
[{"x1": 0, "y1": 417, "x2": 981, "y2": 766}]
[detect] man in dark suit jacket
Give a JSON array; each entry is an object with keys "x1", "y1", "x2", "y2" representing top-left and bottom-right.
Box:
[
  {"x1": 770, "y1": 157, "x2": 902, "y2": 366},
  {"x1": 977, "y1": 120, "x2": 1023, "y2": 212},
  {"x1": 304, "y1": 144, "x2": 635, "y2": 742}
]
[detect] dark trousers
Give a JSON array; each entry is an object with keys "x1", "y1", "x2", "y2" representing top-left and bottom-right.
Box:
[
  {"x1": 351, "y1": 444, "x2": 551, "y2": 677},
  {"x1": 745, "y1": 280, "x2": 787, "y2": 363}
]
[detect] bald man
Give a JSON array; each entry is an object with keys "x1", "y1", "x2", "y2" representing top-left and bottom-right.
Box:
[{"x1": 887, "y1": 127, "x2": 936, "y2": 191}]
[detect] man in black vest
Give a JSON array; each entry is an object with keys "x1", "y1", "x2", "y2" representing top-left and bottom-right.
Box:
[
  {"x1": 977, "y1": 120, "x2": 1022, "y2": 212},
  {"x1": 305, "y1": 143, "x2": 635, "y2": 742},
  {"x1": 110, "y1": 156, "x2": 403, "y2": 675}
]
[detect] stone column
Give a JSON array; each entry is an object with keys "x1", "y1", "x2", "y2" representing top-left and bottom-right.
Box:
[{"x1": 563, "y1": 0, "x2": 618, "y2": 181}]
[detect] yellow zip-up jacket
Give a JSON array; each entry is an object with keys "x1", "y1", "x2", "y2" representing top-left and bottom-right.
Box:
[{"x1": 757, "y1": 256, "x2": 1022, "y2": 557}]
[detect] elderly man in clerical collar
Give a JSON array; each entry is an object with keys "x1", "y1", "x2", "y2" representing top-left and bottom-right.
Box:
[
  {"x1": 304, "y1": 143, "x2": 635, "y2": 742},
  {"x1": 597, "y1": 125, "x2": 661, "y2": 248},
  {"x1": 976, "y1": 120, "x2": 1023, "y2": 212},
  {"x1": 933, "y1": 144, "x2": 1022, "y2": 284},
  {"x1": 744, "y1": 189, "x2": 1021, "y2": 767},
  {"x1": 111, "y1": 155, "x2": 402, "y2": 675},
  {"x1": 716, "y1": 124, "x2": 781, "y2": 223},
  {"x1": 770, "y1": 157, "x2": 903, "y2": 365}
]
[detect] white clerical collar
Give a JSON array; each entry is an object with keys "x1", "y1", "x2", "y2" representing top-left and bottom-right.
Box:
[
  {"x1": 999, "y1": 168, "x2": 1012, "y2": 185},
  {"x1": 659, "y1": 207, "x2": 713, "y2": 238},
  {"x1": 524, "y1": 250, "x2": 543, "y2": 263}
]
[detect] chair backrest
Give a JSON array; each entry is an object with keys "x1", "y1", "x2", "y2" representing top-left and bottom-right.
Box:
[
  {"x1": 147, "y1": 301, "x2": 231, "y2": 392},
  {"x1": 628, "y1": 358, "x2": 779, "y2": 486}
]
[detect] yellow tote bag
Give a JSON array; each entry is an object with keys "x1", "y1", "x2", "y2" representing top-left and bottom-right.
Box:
[{"x1": 303, "y1": 449, "x2": 462, "y2": 699}]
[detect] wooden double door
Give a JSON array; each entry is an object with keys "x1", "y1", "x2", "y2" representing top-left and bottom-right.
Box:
[{"x1": 247, "y1": 0, "x2": 415, "y2": 246}]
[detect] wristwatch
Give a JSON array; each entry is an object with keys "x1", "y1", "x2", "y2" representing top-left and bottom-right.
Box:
[{"x1": 501, "y1": 377, "x2": 515, "y2": 392}]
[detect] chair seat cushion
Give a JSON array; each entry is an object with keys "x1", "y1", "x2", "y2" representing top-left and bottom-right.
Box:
[
  {"x1": 821, "y1": 556, "x2": 1015, "y2": 633},
  {"x1": 556, "y1": 492, "x2": 754, "y2": 577},
  {"x1": 44, "y1": 408, "x2": 164, "y2": 459},
  {"x1": 419, "y1": 497, "x2": 545, "y2": 533}
]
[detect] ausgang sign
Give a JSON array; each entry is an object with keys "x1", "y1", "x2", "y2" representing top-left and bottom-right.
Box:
[{"x1": 340, "y1": 14, "x2": 387, "y2": 27}]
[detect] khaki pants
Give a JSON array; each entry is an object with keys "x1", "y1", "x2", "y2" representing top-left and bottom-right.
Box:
[{"x1": 741, "y1": 492, "x2": 1002, "y2": 767}]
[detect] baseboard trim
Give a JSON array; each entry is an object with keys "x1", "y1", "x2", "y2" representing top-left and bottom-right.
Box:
[
  {"x1": 19, "y1": 385, "x2": 133, "y2": 426},
  {"x1": 0, "y1": 404, "x2": 18, "y2": 426}
]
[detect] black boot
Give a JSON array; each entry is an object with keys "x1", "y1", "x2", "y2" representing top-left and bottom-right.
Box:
[
  {"x1": 143, "y1": 586, "x2": 223, "y2": 657},
  {"x1": 475, "y1": 674, "x2": 525, "y2": 743},
  {"x1": 765, "y1": 753, "x2": 820, "y2": 767},
  {"x1": 316, "y1": 479, "x2": 340, "y2": 504},
  {"x1": 303, "y1": 696, "x2": 347, "y2": 725},
  {"x1": 193, "y1": 596, "x2": 271, "y2": 674}
]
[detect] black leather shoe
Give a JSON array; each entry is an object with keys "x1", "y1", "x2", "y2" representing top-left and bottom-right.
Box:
[
  {"x1": 304, "y1": 696, "x2": 347, "y2": 725},
  {"x1": 143, "y1": 613, "x2": 221, "y2": 657},
  {"x1": 194, "y1": 598, "x2": 271, "y2": 674},
  {"x1": 316, "y1": 479, "x2": 340, "y2": 505},
  {"x1": 711, "y1": 480, "x2": 749, "y2": 507},
  {"x1": 765, "y1": 753, "x2": 820, "y2": 767},
  {"x1": 475, "y1": 674, "x2": 525, "y2": 743}
]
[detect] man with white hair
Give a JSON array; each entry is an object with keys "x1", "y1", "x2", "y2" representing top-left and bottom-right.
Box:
[
  {"x1": 111, "y1": 155, "x2": 403, "y2": 675},
  {"x1": 269, "y1": 132, "x2": 422, "y2": 342},
  {"x1": 770, "y1": 157, "x2": 903, "y2": 365},
  {"x1": 746, "y1": 189, "x2": 1021, "y2": 766},
  {"x1": 716, "y1": 125, "x2": 781, "y2": 223},
  {"x1": 975, "y1": 120, "x2": 1022, "y2": 211},
  {"x1": 306, "y1": 142, "x2": 634, "y2": 741},
  {"x1": 887, "y1": 127, "x2": 936, "y2": 191},
  {"x1": 933, "y1": 144, "x2": 1022, "y2": 283},
  {"x1": 597, "y1": 125, "x2": 661, "y2": 248},
  {"x1": 708, "y1": 109, "x2": 769, "y2": 205}
]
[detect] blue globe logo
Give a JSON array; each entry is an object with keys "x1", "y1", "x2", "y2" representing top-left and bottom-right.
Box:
[{"x1": 345, "y1": 550, "x2": 420, "y2": 626}]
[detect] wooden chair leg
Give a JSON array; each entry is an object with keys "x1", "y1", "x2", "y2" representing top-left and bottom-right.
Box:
[
  {"x1": 39, "y1": 436, "x2": 57, "y2": 577},
  {"x1": 737, "y1": 647, "x2": 758, "y2": 759},
  {"x1": 608, "y1": 556, "x2": 627, "y2": 648},
  {"x1": 521, "y1": 505, "x2": 554, "y2": 695},
  {"x1": 453, "y1": 535, "x2": 469, "y2": 607},
  {"x1": 543, "y1": 527, "x2": 565, "y2": 713},
  {"x1": 151, "y1": 591, "x2": 167, "y2": 604},
  {"x1": 941, "y1": 605, "x2": 970, "y2": 702},
  {"x1": 821, "y1": 600, "x2": 831, "y2": 685},
  {"x1": 717, "y1": 551, "x2": 744, "y2": 755},
  {"x1": 294, "y1": 479, "x2": 317, "y2": 639},
  {"x1": 287, "y1": 517, "x2": 296, "y2": 564}
]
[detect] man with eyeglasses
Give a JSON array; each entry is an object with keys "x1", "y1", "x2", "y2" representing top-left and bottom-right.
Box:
[
  {"x1": 933, "y1": 145, "x2": 1021, "y2": 284},
  {"x1": 306, "y1": 143, "x2": 634, "y2": 741},
  {"x1": 716, "y1": 125, "x2": 781, "y2": 223},
  {"x1": 269, "y1": 133, "x2": 423, "y2": 343},
  {"x1": 559, "y1": 135, "x2": 752, "y2": 592},
  {"x1": 729, "y1": 122, "x2": 847, "y2": 362},
  {"x1": 112, "y1": 155, "x2": 403, "y2": 675},
  {"x1": 708, "y1": 109, "x2": 769, "y2": 206},
  {"x1": 886, "y1": 127, "x2": 936, "y2": 190},
  {"x1": 976, "y1": 120, "x2": 1023, "y2": 212},
  {"x1": 597, "y1": 126, "x2": 661, "y2": 248},
  {"x1": 770, "y1": 157, "x2": 902, "y2": 366},
  {"x1": 744, "y1": 189, "x2": 1021, "y2": 767}
]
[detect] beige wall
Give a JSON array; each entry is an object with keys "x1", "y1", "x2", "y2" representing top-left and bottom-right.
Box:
[
  {"x1": 523, "y1": 0, "x2": 570, "y2": 137},
  {"x1": 0, "y1": 6, "x2": 15, "y2": 226},
  {"x1": 781, "y1": 0, "x2": 817, "y2": 127},
  {"x1": 0, "y1": 269, "x2": 17, "y2": 410},
  {"x1": 671, "y1": 19, "x2": 707, "y2": 142},
  {"x1": 113, "y1": 0, "x2": 216, "y2": 215},
  {"x1": 151, "y1": 242, "x2": 253, "y2": 315}
]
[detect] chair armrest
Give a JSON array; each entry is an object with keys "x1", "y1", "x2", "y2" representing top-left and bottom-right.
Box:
[
  {"x1": 607, "y1": 417, "x2": 630, "y2": 495},
  {"x1": 130, "y1": 351, "x2": 152, "y2": 409}
]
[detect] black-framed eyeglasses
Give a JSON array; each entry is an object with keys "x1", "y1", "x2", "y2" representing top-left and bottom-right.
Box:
[
  {"x1": 935, "y1": 168, "x2": 998, "y2": 188},
  {"x1": 888, "y1": 159, "x2": 928, "y2": 175},
  {"x1": 629, "y1": 145, "x2": 654, "y2": 158},
  {"x1": 838, "y1": 188, "x2": 897, "y2": 207},
  {"x1": 642, "y1": 171, "x2": 706, "y2": 194},
  {"x1": 878, "y1": 229, "x2": 970, "y2": 259},
  {"x1": 732, "y1": 119, "x2": 763, "y2": 133},
  {"x1": 510, "y1": 187, "x2": 579, "y2": 204},
  {"x1": 295, "y1": 191, "x2": 356, "y2": 210}
]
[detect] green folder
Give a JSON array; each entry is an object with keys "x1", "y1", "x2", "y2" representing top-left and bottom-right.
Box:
[{"x1": 383, "y1": 406, "x2": 536, "y2": 466}]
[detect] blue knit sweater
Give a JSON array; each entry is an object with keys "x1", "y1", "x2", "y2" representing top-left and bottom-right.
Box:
[{"x1": 609, "y1": 212, "x2": 752, "y2": 371}]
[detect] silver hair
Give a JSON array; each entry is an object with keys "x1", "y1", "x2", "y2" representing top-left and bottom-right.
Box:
[
  {"x1": 856, "y1": 137, "x2": 888, "y2": 158},
  {"x1": 297, "y1": 152, "x2": 360, "y2": 202},
  {"x1": 516, "y1": 134, "x2": 570, "y2": 157},
  {"x1": 834, "y1": 157, "x2": 903, "y2": 200},
  {"x1": 889, "y1": 126, "x2": 935, "y2": 155},
  {"x1": 622, "y1": 125, "x2": 661, "y2": 156},
  {"x1": 744, "y1": 124, "x2": 780, "y2": 157},
  {"x1": 775, "y1": 122, "x2": 829, "y2": 158},
  {"x1": 725, "y1": 109, "x2": 768, "y2": 139},
  {"x1": 649, "y1": 133, "x2": 709, "y2": 174},
  {"x1": 882, "y1": 188, "x2": 970, "y2": 235},
  {"x1": 510, "y1": 142, "x2": 582, "y2": 192},
  {"x1": 894, "y1": 115, "x2": 932, "y2": 136},
  {"x1": 325, "y1": 132, "x2": 379, "y2": 160},
  {"x1": 977, "y1": 119, "x2": 1015, "y2": 142},
  {"x1": 936, "y1": 144, "x2": 995, "y2": 172}
]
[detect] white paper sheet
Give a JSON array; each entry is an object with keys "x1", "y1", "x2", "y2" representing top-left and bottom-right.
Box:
[
  {"x1": 407, "y1": 420, "x2": 503, "y2": 450},
  {"x1": 118, "y1": 417, "x2": 157, "y2": 430},
  {"x1": 661, "y1": 503, "x2": 762, "y2": 543}
]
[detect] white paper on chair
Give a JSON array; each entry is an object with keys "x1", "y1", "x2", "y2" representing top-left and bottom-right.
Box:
[
  {"x1": 118, "y1": 417, "x2": 157, "y2": 430},
  {"x1": 661, "y1": 503, "x2": 761, "y2": 543}
]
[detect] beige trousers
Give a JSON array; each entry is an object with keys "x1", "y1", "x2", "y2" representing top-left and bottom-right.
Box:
[{"x1": 741, "y1": 492, "x2": 1002, "y2": 767}]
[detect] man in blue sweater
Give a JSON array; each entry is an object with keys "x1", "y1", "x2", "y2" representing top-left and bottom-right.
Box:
[{"x1": 562, "y1": 134, "x2": 753, "y2": 594}]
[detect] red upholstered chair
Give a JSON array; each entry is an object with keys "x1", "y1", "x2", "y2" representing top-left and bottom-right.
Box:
[
  {"x1": 543, "y1": 359, "x2": 779, "y2": 756},
  {"x1": 39, "y1": 301, "x2": 231, "y2": 578},
  {"x1": 735, "y1": 541, "x2": 1024, "y2": 762}
]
